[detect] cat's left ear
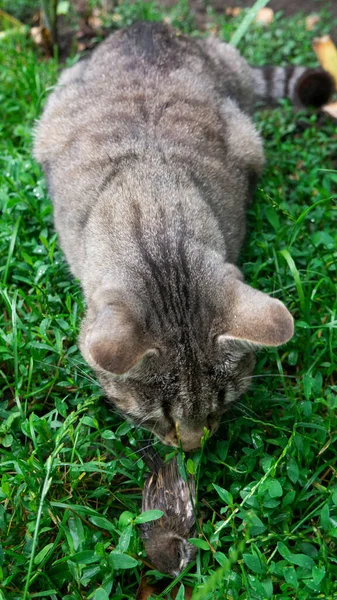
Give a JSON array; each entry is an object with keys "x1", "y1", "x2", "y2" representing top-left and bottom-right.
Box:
[
  {"x1": 80, "y1": 304, "x2": 156, "y2": 374},
  {"x1": 219, "y1": 280, "x2": 294, "y2": 347}
]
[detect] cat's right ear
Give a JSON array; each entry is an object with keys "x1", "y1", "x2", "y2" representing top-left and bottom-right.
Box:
[
  {"x1": 219, "y1": 280, "x2": 294, "y2": 347},
  {"x1": 80, "y1": 305, "x2": 156, "y2": 374}
]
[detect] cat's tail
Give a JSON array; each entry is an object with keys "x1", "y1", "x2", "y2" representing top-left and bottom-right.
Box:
[{"x1": 251, "y1": 65, "x2": 334, "y2": 107}]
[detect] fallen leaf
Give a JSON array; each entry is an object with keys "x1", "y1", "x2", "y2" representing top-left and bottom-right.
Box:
[
  {"x1": 77, "y1": 41, "x2": 87, "y2": 52},
  {"x1": 312, "y1": 35, "x2": 337, "y2": 88},
  {"x1": 225, "y1": 7, "x2": 242, "y2": 17},
  {"x1": 255, "y1": 7, "x2": 274, "y2": 25},
  {"x1": 321, "y1": 101, "x2": 337, "y2": 119},
  {"x1": 88, "y1": 8, "x2": 103, "y2": 29},
  {"x1": 136, "y1": 578, "x2": 162, "y2": 600},
  {"x1": 30, "y1": 25, "x2": 53, "y2": 54},
  {"x1": 136, "y1": 576, "x2": 193, "y2": 600},
  {"x1": 305, "y1": 13, "x2": 320, "y2": 31}
]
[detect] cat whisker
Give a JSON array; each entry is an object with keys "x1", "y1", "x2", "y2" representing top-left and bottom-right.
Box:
[
  {"x1": 234, "y1": 402, "x2": 260, "y2": 418},
  {"x1": 33, "y1": 358, "x2": 100, "y2": 387},
  {"x1": 238, "y1": 373, "x2": 298, "y2": 383},
  {"x1": 133, "y1": 414, "x2": 157, "y2": 430},
  {"x1": 132, "y1": 440, "x2": 161, "y2": 465},
  {"x1": 216, "y1": 414, "x2": 242, "y2": 428},
  {"x1": 215, "y1": 403, "x2": 257, "y2": 428}
]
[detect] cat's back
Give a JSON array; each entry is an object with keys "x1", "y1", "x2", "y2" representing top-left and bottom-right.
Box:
[
  {"x1": 34, "y1": 23, "x2": 197, "y2": 166},
  {"x1": 33, "y1": 22, "x2": 260, "y2": 276},
  {"x1": 34, "y1": 22, "x2": 255, "y2": 177},
  {"x1": 86, "y1": 21, "x2": 198, "y2": 76}
]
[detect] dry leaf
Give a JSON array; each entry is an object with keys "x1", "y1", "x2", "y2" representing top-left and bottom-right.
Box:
[
  {"x1": 136, "y1": 579, "x2": 162, "y2": 600},
  {"x1": 305, "y1": 13, "x2": 320, "y2": 31},
  {"x1": 312, "y1": 35, "x2": 337, "y2": 88},
  {"x1": 30, "y1": 25, "x2": 53, "y2": 54},
  {"x1": 88, "y1": 8, "x2": 103, "y2": 29},
  {"x1": 321, "y1": 101, "x2": 337, "y2": 119},
  {"x1": 136, "y1": 576, "x2": 193, "y2": 600},
  {"x1": 225, "y1": 7, "x2": 242, "y2": 17},
  {"x1": 255, "y1": 7, "x2": 274, "y2": 25}
]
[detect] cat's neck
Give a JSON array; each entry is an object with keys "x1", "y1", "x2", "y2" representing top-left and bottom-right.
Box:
[{"x1": 82, "y1": 158, "x2": 228, "y2": 298}]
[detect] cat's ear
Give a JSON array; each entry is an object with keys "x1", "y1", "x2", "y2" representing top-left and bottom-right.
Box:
[
  {"x1": 219, "y1": 281, "x2": 294, "y2": 347},
  {"x1": 81, "y1": 305, "x2": 155, "y2": 374}
]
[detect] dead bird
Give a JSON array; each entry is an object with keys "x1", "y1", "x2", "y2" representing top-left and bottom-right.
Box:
[{"x1": 140, "y1": 447, "x2": 197, "y2": 577}]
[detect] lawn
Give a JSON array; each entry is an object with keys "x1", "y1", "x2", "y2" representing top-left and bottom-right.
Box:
[{"x1": 0, "y1": 2, "x2": 337, "y2": 599}]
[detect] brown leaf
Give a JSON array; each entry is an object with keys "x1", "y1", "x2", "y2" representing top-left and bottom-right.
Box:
[
  {"x1": 321, "y1": 101, "x2": 337, "y2": 119},
  {"x1": 136, "y1": 578, "x2": 162, "y2": 600},
  {"x1": 305, "y1": 13, "x2": 320, "y2": 31},
  {"x1": 136, "y1": 576, "x2": 193, "y2": 600},
  {"x1": 225, "y1": 7, "x2": 242, "y2": 17},
  {"x1": 255, "y1": 7, "x2": 274, "y2": 25},
  {"x1": 88, "y1": 8, "x2": 103, "y2": 29},
  {"x1": 30, "y1": 25, "x2": 53, "y2": 55},
  {"x1": 312, "y1": 35, "x2": 337, "y2": 88}
]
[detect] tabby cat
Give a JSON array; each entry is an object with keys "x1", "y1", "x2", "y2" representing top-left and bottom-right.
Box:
[{"x1": 34, "y1": 22, "x2": 333, "y2": 450}]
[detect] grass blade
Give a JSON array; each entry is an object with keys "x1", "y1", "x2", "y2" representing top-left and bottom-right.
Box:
[{"x1": 230, "y1": 0, "x2": 270, "y2": 47}]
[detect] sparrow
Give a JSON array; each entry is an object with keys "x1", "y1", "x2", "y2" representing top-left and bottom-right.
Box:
[{"x1": 140, "y1": 446, "x2": 197, "y2": 577}]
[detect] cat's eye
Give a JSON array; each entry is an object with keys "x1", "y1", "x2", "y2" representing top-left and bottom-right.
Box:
[
  {"x1": 177, "y1": 550, "x2": 182, "y2": 560},
  {"x1": 217, "y1": 389, "x2": 225, "y2": 402}
]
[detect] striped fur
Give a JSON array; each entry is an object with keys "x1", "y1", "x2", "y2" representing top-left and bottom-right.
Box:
[
  {"x1": 33, "y1": 22, "x2": 327, "y2": 450},
  {"x1": 252, "y1": 65, "x2": 333, "y2": 107}
]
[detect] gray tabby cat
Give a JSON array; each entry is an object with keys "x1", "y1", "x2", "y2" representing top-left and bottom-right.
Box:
[{"x1": 34, "y1": 22, "x2": 333, "y2": 451}]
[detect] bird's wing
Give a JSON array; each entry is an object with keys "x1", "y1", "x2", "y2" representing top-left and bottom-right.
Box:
[
  {"x1": 142, "y1": 473, "x2": 159, "y2": 513},
  {"x1": 141, "y1": 458, "x2": 196, "y2": 536},
  {"x1": 164, "y1": 460, "x2": 196, "y2": 530}
]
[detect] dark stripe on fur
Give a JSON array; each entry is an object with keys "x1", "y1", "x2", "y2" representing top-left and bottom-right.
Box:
[
  {"x1": 263, "y1": 66, "x2": 274, "y2": 104},
  {"x1": 131, "y1": 201, "x2": 176, "y2": 329},
  {"x1": 284, "y1": 65, "x2": 296, "y2": 98},
  {"x1": 98, "y1": 152, "x2": 139, "y2": 193}
]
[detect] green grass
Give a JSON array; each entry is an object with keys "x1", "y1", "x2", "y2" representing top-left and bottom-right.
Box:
[{"x1": 1, "y1": 3, "x2": 337, "y2": 599}]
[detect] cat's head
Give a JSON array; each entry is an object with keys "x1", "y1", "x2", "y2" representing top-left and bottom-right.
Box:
[{"x1": 80, "y1": 263, "x2": 293, "y2": 450}]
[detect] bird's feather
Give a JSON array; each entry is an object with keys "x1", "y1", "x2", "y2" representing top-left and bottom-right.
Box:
[{"x1": 141, "y1": 456, "x2": 195, "y2": 537}]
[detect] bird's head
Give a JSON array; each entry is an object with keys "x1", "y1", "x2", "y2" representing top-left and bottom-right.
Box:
[{"x1": 144, "y1": 528, "x2": 196, "y2": 577}]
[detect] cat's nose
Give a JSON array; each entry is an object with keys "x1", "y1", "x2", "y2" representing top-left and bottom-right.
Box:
[
  {"x1": 162, "y1": 425, "x2": 208, "y2": 451},
  {"x1": 180, "y1": 434, "x2": 204, "y2": 451}
]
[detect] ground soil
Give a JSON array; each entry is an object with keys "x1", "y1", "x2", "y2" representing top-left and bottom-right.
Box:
[
  {"x1": 189, "y1": 0, "x2": 336, "y2": 19},
  {"x1": 162, "y1": 0, "x2": 337, "y2": 34},
  {"x1": 33, "y1": 0, "x2": 337, "y2": 60}
]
